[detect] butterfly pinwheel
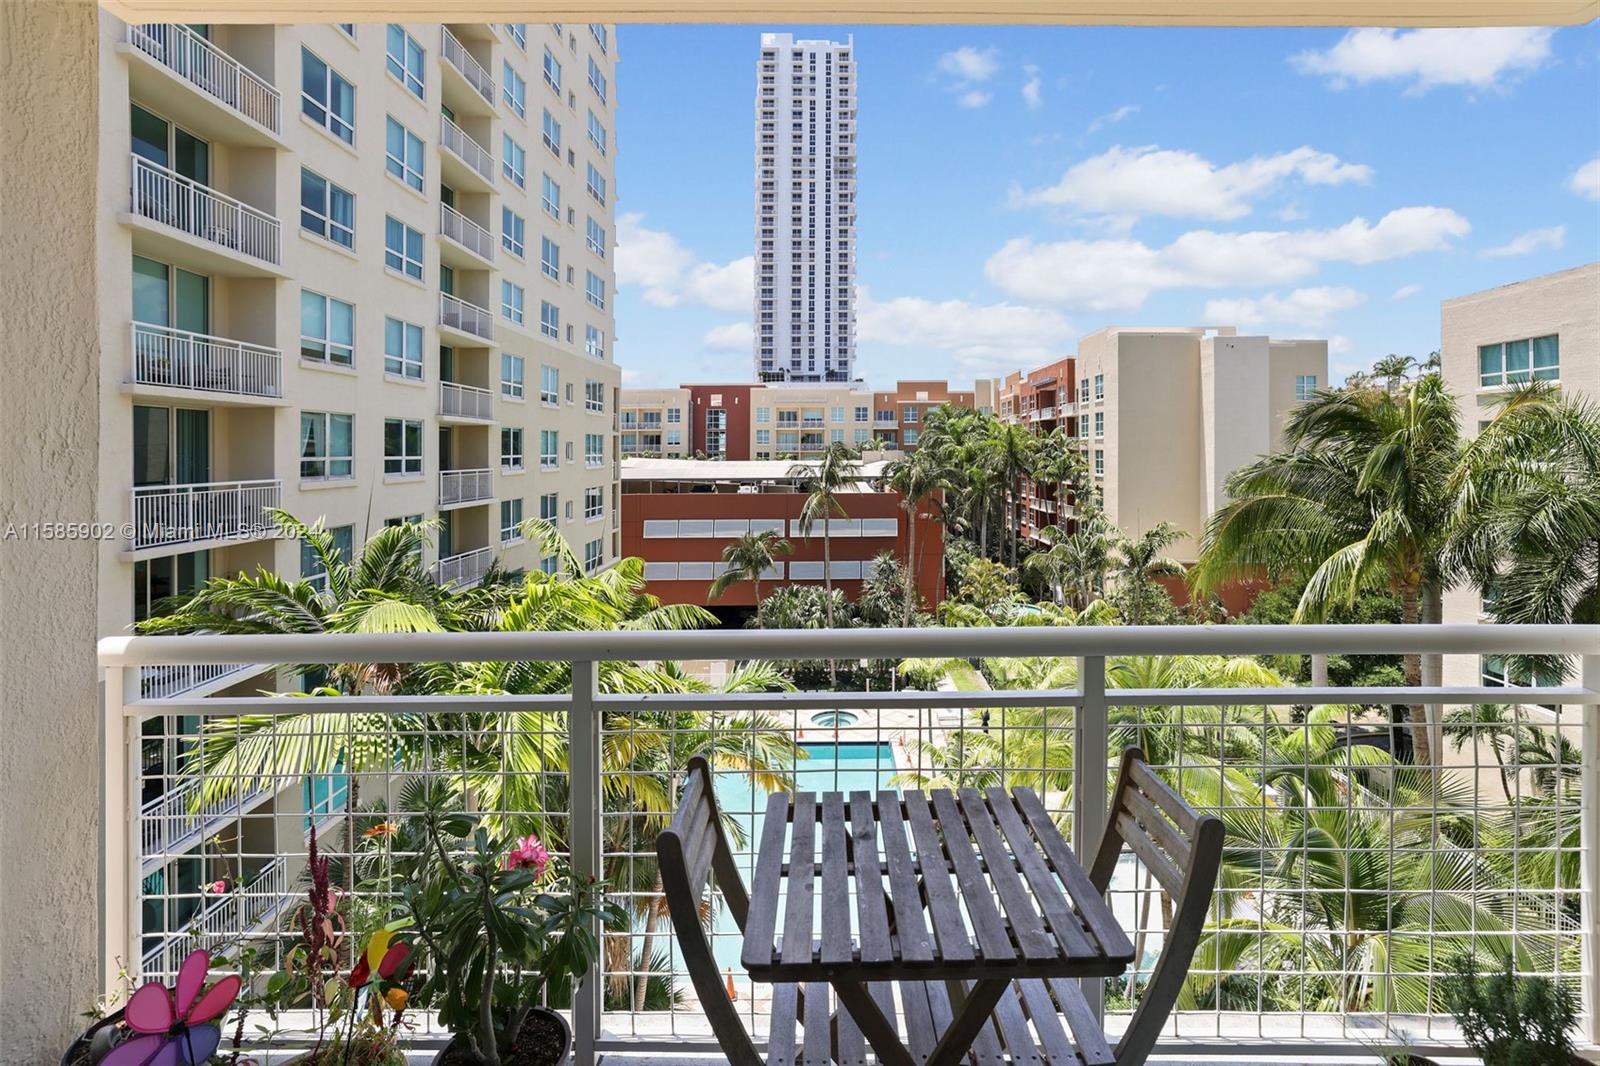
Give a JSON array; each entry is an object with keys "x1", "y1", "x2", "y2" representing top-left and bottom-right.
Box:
[{"x1": 103, "y1": 949, "x2": 240, "y2": 1066}]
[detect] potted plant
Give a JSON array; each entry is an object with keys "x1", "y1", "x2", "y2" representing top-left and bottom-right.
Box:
[
  {"x1": 1365, "y1": 1027, "x2": 1437, "y2": 1066},
  {"x1": 394, "y1": 789, "x2": 623, "y2": 1066},
  {"x1": 61, "y1": 949, "x2": 240, "y2": 1066},
  {"x1": 1444, "y1": 955, "x2": 1582, "y2": 1065}
]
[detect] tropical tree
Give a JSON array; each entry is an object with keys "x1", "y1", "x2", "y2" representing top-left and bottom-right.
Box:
[
  {"x1": 790, "y1": 441, "x2": 863, "y2": 635},
  {"x1": 1192, "y1": 372, "x2": 1465, "y2": 765},
  {"x1": 885, "y1": 451, "x2": 945, "y2": 626},
  {"x1": 1109, "y1": 522, "x2": 1188, "y2": 625},
  {"x1": 1032, "y1": 425, "x2": 1088, "y2": 522},
  {"x1": 707, "y1": 529, "x2": 792, "y2": 608},
  {"x1": 989, "y1": 420, "x2": 1039, "y2": 569}
]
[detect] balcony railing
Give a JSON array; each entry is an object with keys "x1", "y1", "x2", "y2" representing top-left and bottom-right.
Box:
[
  {"x1": 129, "y1": 155, "x2": 280, "y2": 265},
  {"x1": 139, "y1": 661, "x2": 259, "y2": 701},
  {"x1": 439, "y1": 379, "x2": 494, "y2": 421},
  {"x1": 439, "y1": 202, "x2": 495, "y2": 263},
  {"x1": 130, "y1": 479, "x2": 281, "y2": 550},
  {"x1": 139, "y1": 856, "x2": 289, "y2": 979},
  {"x1": 139, "y1": 769, "x2": 274, "y2": 869},
  {"x1": 435, "y1": 546, "x2": 494, "y2": 588},
  {"x1": 126, "y1": 23, "x2": 281, "y2": 134},
  {"x1": 439, "y1": 114, "x2": 496, "y2": 185},
  {"x1": 131, "y1": 322, "x2": 282, "y2": 399},
  {"x1": 438, "y1": 467, "x2": 493, "y2": 507},
  {"x1": 440, "y1": 25, "x2": 496, "y2": 105},
  {"x1": 439, "y1": 291, "x2": 494, "y2": 341},
  {"x1": 100, "y1": 624, "x2": 1600, "y2": 1059}
]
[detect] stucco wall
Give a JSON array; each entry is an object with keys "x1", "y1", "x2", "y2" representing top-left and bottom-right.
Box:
[{"x1": 0, "y1": 1, "x2": 103, "y2": 1057}]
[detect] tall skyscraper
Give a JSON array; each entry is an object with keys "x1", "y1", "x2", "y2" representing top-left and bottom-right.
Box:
[{"x1": 754, "y1": 33, "x2": 858, "y2": 385}]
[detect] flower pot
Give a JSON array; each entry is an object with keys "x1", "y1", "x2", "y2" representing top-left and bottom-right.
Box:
[
  {"x1": 60, "y1": 1009, "x2": 125, "y2": 1066},
  {"x1": 432, "y1": 1008, "x2": 571, "y2": 1066}
]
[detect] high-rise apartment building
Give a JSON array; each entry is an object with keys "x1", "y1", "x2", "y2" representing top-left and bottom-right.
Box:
[{"x1": 754, "y1": 33, "x2": 858, "y2": 385}]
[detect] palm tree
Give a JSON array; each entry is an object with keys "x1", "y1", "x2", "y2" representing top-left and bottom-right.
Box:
[
  {"x1": 707, "y1": 530, "x2": 792, "y2": 609},
  {"x1": 791, "y1": 442, "x2": 863, "y2": 680},
  {"x1": 988, "y1": 420, "x2": 1039, "y2": 569},
  {"x1": 1109, "y1": 521, "x2": 1187, "y2": 625},
  {"x1": 1032, "y1": 425, "x2": 1087, "y2": 525},
  {"x1": 1192, "y1": 375, "x2": 1464, "y2": 765},
  {"x1": 885, "y1": 451, "x2": 945, "y2": 626}
]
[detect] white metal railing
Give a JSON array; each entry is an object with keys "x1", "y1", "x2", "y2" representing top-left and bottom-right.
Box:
[
  {"x1": 139, "y1": 771, "x2": 274, "y2": 865},
  {"x1": 140, "y1": 856, "x2": 289, "y2": 979},
  {"x1": 126, "y1": 23, "x2": 281, "y2": 134},
  {"x1": 438, "y1": 467, "x2": 493, "y2": 506},
  {"x1": 129, "y1": 155, "x2": 280, "y2": 265},
  {"x1": 435, "y1": 545, "x2": 494, "y2": 588},
  {"x1": 139, "y1": 661, "x2": 259, "y2": 701},
  {"x1": 131, "y1": 322, "x2": 282, "y2": 399},
  {"x1": 440, "y1": 26, "x2": 496, "y2": 105},
  {"x1": 439, "y1": 114, "x2": 496, "y2": 185},
  {"x1": 439, "y1": 202, "x2": 495, "y2": 262},
  {"x1": 439, "y1": 380, "x2": 494, "y2": 421},
  {"x1": 439, "y1": 291, "x2": 494, "y2": 341},
  {"x1": 130, "y1": 479, "x2": 281, "y2": 550},
  {"x1": 100, "y1": 625, "x2": 1600, "y2": 1060}
]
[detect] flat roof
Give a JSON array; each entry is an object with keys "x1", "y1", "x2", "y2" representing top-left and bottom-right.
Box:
[{"x1": 622, "y1": 458, "x2": 891, "y2": 482}]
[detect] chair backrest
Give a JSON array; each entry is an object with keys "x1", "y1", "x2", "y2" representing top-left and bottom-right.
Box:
[
  {"x1": 656, "y1": 755, "x2": 763, "y2": 1066},
  {"x1": 1087, "y1": 746, "x2": 1225, "y2": 1066}
]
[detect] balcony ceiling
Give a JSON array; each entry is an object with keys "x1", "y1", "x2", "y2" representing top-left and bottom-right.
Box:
[{"x1": 97, "y1": 0, "x2": 1596, "y2": 25}]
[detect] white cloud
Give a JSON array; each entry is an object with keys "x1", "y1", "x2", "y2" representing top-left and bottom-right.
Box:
[
  {"x1": 1276, "y1": 204, "x2": 1308, "y2": 222},
  {"x1": 1202, "y1": 286, "x2": 1366, "y2": 330},
  {"x1": 1021, "y1": 66, "x2": 1042, "y2": 109},
  {"x1": 1482, "y1": 225, "x2": 1566, "y2": 259},
  {"x1": 1568, "y1": 156, "x2": 1600, "y2": 202},
  {"x1": 985, "y1": 206, "x2": 1471, "y2": 310},
  {"x1": 620, "y1": 368, "x2": 644, "y2": 384},
  {"x1": 1328, "y1": 335, "x2": 1353, "y2": 354},
  {"x1": 958, "y1": 89, "x2": 992, "y2": 109},
  {"x1": 1391, "y1": 283, "x2": 1423, "y2": 301},
  {"x1": 937, "y1": 46, "x2": 1000, "y2": 83},
  {"x1": 1086, "y1": 104, "x2": 1138, "y2": 134},
  {"x1": 616, "y1": 213, "x2": 752, "y2": 312},
  {"x1": 1015, "y1": 144, "x2": 1373, "y2": 222},
  {"x1": 856, "y1": 289, "x2": 1073, "y2": 373},
  {"x1": 1291, "y1": 28, "x2": 1554, "y2": 92},
  {"x1": 703, "y1": 322, "x2": 753, "y2": 351}
]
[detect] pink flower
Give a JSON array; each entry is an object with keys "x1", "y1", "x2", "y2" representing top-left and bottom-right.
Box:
[
  {"x1": 206, "y1": 879, "x2": 228, "y2": 894},
  {"x1": 503, "y1": 833, "x2": 550, "y2": 878}
]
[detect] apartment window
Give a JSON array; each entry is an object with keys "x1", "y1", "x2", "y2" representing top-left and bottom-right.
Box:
[
  {"x1": 1093, "y1": 411, "x2": 1105, "y2": 438},
  {"x1": 301, "y1": 49, "x2": 354, "y2": 143},
  {"x1": 830, "y1": 406, "x2": 845, "y2": 423},
  {"x1": 1079, "y1": 377, "x2": 1089, "y2": 401},
  {"x1": 500, "y1": 498, "x2": 525, "y2": 543},
  {"x1": 540, "y1": 301, "x2": 560, "y2": 339},
  {"x1": 830, "y1": 429, "x2": 845, "y2": 443},
  {"x1": 301, "y1": 411, "x2": 353, "y2": 479},
  {"x1": 590, "y1": 24, "x2": 608, "y2": 52},
  {"x1": 503, "y1": 135, "x2": 526, "y2": 187},
  {"x1": 300, "y1": 290, "x2": 353, "y2": 366},
  {"x1": 502, "y1": 426, "x2": 524, "y2": 470},
  {"x1": 540, "y1": 492, "x2": 558, "y2": 520},
  {"x1": 584, "y1": 486, "x2": 603, "y2": 520},
  {"x1": 755, "y1": 407, "x2": 771, "y2": 423},
  {"x1": 903, "y1": 428, "x2": 920, "y2": 446},
  {"x1": 503, "y1": 62, "x2": 527, "y2": 118},
  {"x1": 585, "y1": 433, "x2": 604, "y2": 466},
  {"x1": 542, "y1": 48, "x2": 563, "y2": 92},
  {"x1": 542, "y1": 110, "x2": 562, "y2": 155},
  {"x1": 585, "y1": 380, "x2": 605, "y2": 412},
  {"x1": 854, "y1": 406, "x2": 869, "y2": 422},
  {"x1": 587, "y1": 56, "x2": 607, "y2": 102},
  {"x1": 586, "y1": 110, "x2": 607, "y2": 154},
  {"x1": 585, "y1": 163, "x2": 606, "y2": 204},
  {"x1": 502, "y1": 208, "x2": 525, "y2": 257},
  {"x1": 540, "y1": 430, "x2": 558, "y2": 469},
  {"x1": 540, "y1": 237, "x2": 561, "y2": 280},
  {"x1": 384, "y1": 418, "x2": 423, "y2": 476},
  {"x1": 1078, "y1": 414, "x2": 1089, "y2": 438},
  {"x1": 494, "y1": 281, "x2": 523, "y2": 325},
  {"x1": 667, "y1": 407, "x2": 681, "y2": 424},
  {"x1": 585, "y1": 271, "x2": 606, "y2": 309},
  {"x1": 384, "y1": 317, "x2": 423, "y2": 379},
  {"x1": 1094, "y1": 373, "x2": 1105, "y2": 400},
  {"x1": 1480, "y1": 335, "x2": 1559, "y2": 387},
  {"x1": 299, "y1": 168, "x2": 353, "y2": 248},
  {"x1": 584, "y1": 538, "x2": 603, "y2": 574},
  {"x1": 540, "y1": 556, "x2": 560, "y2": 576},
  {"x1": 854, "y1": 428, "x2": 870, "y2": 443},
  {"x1": 301, "y1": 524, "x2": 354, "y2": 592},
  {"x1": 541, "y1": 174, "x2": 561, "y2": 218},
  {"x1": 584, "y1": 217, "x2": 607, "y2": 258},
  {"x1": 507, "y1": 23, "x2": 526, "y2": 48},
  {"x1": 903, "y1": 407, "x2": 919, "y2": 424},
  {"x1": 501, "y1": 354, "x2": 525, "y2": 398},
  {"x1": 384, "y1": 117, "x2": 424, "y2": 191},
  {"x1": 585, "y1": 325, "x2": 605, "y2": 360},
  {"x1": 384, "y1": 25, "x2": 425, "y2": 97},
  {"x1": 1295, "y1": 373, "x2": 1318, "y2": 401},
  {"x1": 1094, "y1": 449, "x2": 1105, "y2": 476},
  {"x1": 666, "y1": 430, "x2": 682, "y2": 447},
  {"x1": 540, "y1": 365, "x2": 559, "y2": 405},
  {"x1": 337, "y1": 23, "x2": 355, "y2": 37},
  {"x1": 383, "y1": 217, "x2": 423, "y2": 280},
  {"x1": 755, "y1": 429, "x2": 771, "y2": 445}
]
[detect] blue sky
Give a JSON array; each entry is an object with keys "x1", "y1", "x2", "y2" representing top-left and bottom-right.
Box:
[{"x1": 612, "y1": 24, "x2": 1600, "y2": 388}]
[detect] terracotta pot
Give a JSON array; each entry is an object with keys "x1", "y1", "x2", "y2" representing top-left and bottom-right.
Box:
[{"x1": 431, "y1": 1008, "x2": 571, "y2": 1066}]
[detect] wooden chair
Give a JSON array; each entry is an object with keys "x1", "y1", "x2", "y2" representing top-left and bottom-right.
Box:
[{"x1": 656, "y1": 749, "x2": 1223, "y2": 1066}]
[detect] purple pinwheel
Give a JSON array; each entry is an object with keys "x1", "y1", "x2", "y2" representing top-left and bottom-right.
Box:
[{"x1": 103, "y1": 949, "x2": 241, "y2": 1066}]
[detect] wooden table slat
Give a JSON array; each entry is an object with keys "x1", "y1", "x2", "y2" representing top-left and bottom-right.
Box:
[
  {"x1": 928, "y1": 789, "x2": 1015, "y2": 963},
  {"x1": 894, "y1": 790, "x2": 963, "y2": 962},
  {"x1": 768, "y1": 980, "x2": 799, "y2": 1066},
  {"x1": 1012, "y1": 788, "x2": 1135, "y2": 960},
  {"x1": 802, "y1": 981, "x2": 830, "y2": 1065},
  {"x1": 1046, "y1": 977, "x2": 1116, "y2": 1066},
  {"x1": 742, "y1": 790, "x2": 795, "y2": 972},
  {"x1": 835, "y1": 984, "x2": 868, "y2": 1066},
  {"x1": 899, "y1": 979, "x2": 938, "y2": 1062},
  {"x1": 945, "y1": 981, "x2": 1006, "y2": 1065},
  {"x1": 989, "y1": 981, "x2": 1043, "y2": 1066},
  {"x1": 957, "y1": 788, "x2": 1057, "y2": 961},
  {"x1": 984, "y1": 788, "x2": 1096, "y2": 958},
  {"x1": 850, "y1": 791, "x2": 896, "y2": 964},
  {"x1": 1014, "y1": 978, "x2": 1077, "y2": 1066},
  {"x1": 781, "y1": 792, "x2": 819, "y2": 967},
  {"x1": 820, "y1": 793, "x2": 854, "y2": 965}
]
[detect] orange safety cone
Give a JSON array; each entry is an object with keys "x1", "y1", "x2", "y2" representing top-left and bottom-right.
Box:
[{"x1": 725, "y1": 968, "x2": 738, "y2": 1002}]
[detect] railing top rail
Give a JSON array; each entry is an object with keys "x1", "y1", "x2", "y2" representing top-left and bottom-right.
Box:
[
  {"x1": 132, "y1": 321, "x2": 282, "y2": 354},
  {"x1": 131, "y1": 478, "x2": 281, "y2": 494},
  {"x1": 98, "y1": 623, "x2": 1600, "y2": 668},
  {"x1": 442, "y1": 380, "x2": 492, "y2": 395},
  {"x1": 130, "y1": 154, "x2": 277, "y2": 222},
  {"x1": 439, "y1": 291, "x2": 491, "y2": 314},
  {"x1": 132, "y1": 23, "x2": 280, "y2": 104}
]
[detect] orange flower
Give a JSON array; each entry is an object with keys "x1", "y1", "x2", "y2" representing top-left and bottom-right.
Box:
[
  {"x1": 384, "y1": 987, "x2": 408, "y2": 1011},
  {"x1": 363, "y1": 822, "x2": 399, "y2": 840}
]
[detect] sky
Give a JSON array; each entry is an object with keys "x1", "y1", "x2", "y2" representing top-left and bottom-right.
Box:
[{"x1": 611, "y1": 24, "x2": 1600, "y2": 389}]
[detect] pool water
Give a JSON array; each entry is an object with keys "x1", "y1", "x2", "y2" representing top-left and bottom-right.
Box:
[{"x1": 810, "y1": 710, "x2": 860, "y2": 728}]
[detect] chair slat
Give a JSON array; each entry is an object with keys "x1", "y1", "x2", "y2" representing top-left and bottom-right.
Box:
[
  {"x1": 1124, "y1": 785, "x2": 1192, "y2": 868},
  {"x1": 742, "y1": 790, "x2": 793, "y2": 973},
  {"x1": 850, "y1": 791, "x2": 895, "y2": 965},
  {"x1": 900, "y1": 791, "x2": 971, "y2": 962},
  {"x1": 984, "y1": 788, "x2": 1095, "y2": 959},
  {"x1": 1013, "y1": 979, "x2": 1077, "y2": 1066},
  {"x1": 945, "y1": 982, "x2": 1006, "y2": 1065},
  {"x1": 781, "y1": 793, "x2": 819, "y2": 967},
  {"x1": 836, "y1": 985, "x2": 868, "y2": 1066},
  {"x1": 989, "y1": 982, "x2": 1043, "y2": 1066},
  {"x1": 930, "y1": 789, "x2": 1016, "y2": 963},
  {"x1": 1012, "y1": 788, "x2": 1134, "y2": 960},
  {"x1": 957, "y1": 789, "x2": 1057, "y2": 961},
  {"x1": 1045, "y1": 977, "x2": 1116, "y2": 1066},
  {"x1": 768, "y1": 982, "x2": 799, "y2": 1066},
  {"x1": 1128, "y1": 760, "x2": 1200, "y2": 835},
  {"x1": 900, "y1": 978, "x2": 938, "y2": 1061},
  {"x1": 1115, "y1": 811, "x2": 1185, "y2": 897},
  {"x1": 820, "y1": 793, "x2": 854, "y2": 965},
  {"x1": 802, "y1": 981, "x2": 830, "y2": 1066}
]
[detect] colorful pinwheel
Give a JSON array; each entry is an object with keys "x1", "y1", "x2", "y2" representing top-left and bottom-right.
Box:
[{"x1": 103, "y1": 949, "x2": 241, "y2": 1066}]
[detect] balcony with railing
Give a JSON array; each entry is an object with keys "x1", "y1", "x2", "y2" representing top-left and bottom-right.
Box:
[
  {"x1": 439, "y1": 114, "x2": 496, "y2": 189},
  {"x1": 124, "y1": 23, "x2": 281, "y2": 137},
  {"x1": 438, "y1": 202, "x2": 496, "y2": 266},
  {"x1": 99, "y1": 624, "x2": 1600, "y2": 1060},
  {"x1": 438, "y1": 291, "x2": 495, "y2": 343},
  {"x1": 440, "y1": 25, "x2": 496, "y2": 109},
  {"x1": 127, "y1": 154, "x2": 282, "y2": 271},
  {"x1": 438, "y1": 467, "x2": 493, "y2": 508},
  {"x1": 129, "y1": 322, "x2": 283, "y2": 402},
  {"x1": 435, "y1": 545, "x2": 494, "y2": 588},
  {"x1": 139, "y1": 856, "x2": 290, "y2": 979},
  {"x1": 139, "y1": 661, "x2": 263, "y2": 701},
  {"x1": 128, "y1": 479, "x2": 281, "y2": 552},
  {"x1": 439, "y1": 379, "x2": 495, "y2": 423},
  {"x1": 139, "y1": 770, "x2": 275, "y2": 873}
]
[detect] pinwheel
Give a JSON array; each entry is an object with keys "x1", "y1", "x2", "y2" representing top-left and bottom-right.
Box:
[{"x1": 102, "y1": 949, "x2": 241, "y2": 1066}]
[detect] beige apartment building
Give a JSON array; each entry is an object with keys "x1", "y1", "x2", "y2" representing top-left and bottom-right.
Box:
[
  {"x1": 1440, "y1": 262, "x2": 1600, "y2": 690},
  {"x1": 619, "y1": 386, "x2": 692, "y2": 457}
]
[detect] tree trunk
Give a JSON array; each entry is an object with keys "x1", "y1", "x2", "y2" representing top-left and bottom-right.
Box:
[
  {"x1": 1421, "y1": 582, "x2": 1444, "y2": 767},
  {"x1": 1400, "y1": 587, "x2": 1432, "y2": 765},
  {"x1": 632, "y1": 872, "x2": 663, "y2": 1011},
  {"x1": 903, "y1": 501, "x2": 917, "y2": 627},
  {"x1": 824, "y1": 511, "x2": 836, "y2": 684}
]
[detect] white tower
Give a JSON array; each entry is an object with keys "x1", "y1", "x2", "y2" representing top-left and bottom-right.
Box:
[{"x1": 754, "y1": 33, "x2": 858, "y2": 385}]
